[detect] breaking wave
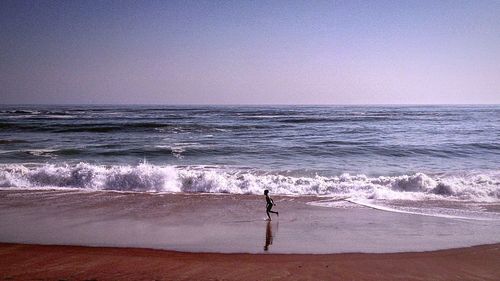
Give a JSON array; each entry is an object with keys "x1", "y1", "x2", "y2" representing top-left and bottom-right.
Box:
[{"x1": 0, "y1": 163, "x2": 498, "y2": 202}]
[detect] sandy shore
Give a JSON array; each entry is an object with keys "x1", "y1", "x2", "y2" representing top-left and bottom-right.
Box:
[
  {"x1": 0, "y1": 242, "x2": 499, "y2": 281},
  {"x1": 2, "y1": 190, "x2": 500, "y2": 254},
  {"x1": 1, "y1": 190, "x2": 500, "y2": 280}
]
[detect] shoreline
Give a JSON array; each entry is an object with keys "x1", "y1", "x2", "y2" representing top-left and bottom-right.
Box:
[
  {"x1": 1, "y1": 242, "x2": 499, "y2": 280},
  {"x1": 1, "y1": 190, "x2": 500, "y2": 254}
]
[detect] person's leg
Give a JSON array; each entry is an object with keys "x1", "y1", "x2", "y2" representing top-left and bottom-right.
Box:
[
  {"x1": 268, "y1": 204, "x2": 279, "y2": 216},
  {"x1": 266, "y1": 205, "x2": 272, "y2": 220}
]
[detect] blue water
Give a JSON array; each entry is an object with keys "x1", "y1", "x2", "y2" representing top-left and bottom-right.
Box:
[
  {"x1": 0, "y1": 105, "x2": 499, "y2": 205},
  {"x1": 1, "y1": 105, "x2": 498, "y2": 173}
]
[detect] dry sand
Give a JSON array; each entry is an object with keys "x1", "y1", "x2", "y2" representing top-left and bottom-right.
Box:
[{"x1": 1, "y1": 242, "x2": 499, "y2": 281}]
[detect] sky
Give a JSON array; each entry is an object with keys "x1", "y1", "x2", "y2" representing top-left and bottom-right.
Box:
[{"x1": 1, "y1": 0, "x2": 499, "y2": 105}]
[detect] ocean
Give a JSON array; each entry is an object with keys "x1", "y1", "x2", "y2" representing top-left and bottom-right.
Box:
[{"x1": 1, "y1": 105, "x2": 499, "y2": 220}]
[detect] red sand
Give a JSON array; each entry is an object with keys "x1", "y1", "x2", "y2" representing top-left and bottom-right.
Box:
[{"x1": 0, "y1": 243, "x2": 499, "y2": 281}]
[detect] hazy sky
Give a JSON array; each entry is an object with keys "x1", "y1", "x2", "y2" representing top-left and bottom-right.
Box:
[{"x1": 1, "y1": 0, "x2": 499, "y2": 104}]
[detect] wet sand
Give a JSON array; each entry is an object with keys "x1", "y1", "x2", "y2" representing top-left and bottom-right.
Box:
[
  {"x1": 1, "y1": 190, "x2": 500, "y2": 253},
  {"x1": 1, "y1": 242, "x2": 499, "y2": 281}
]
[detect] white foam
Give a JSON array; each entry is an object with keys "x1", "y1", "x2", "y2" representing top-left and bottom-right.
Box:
[
  {"x1": 27, "y1": 149, "x2": 57, "y2": 157},
  {"x1": 345, "y1": 199, "x2": 500, "y2": 221},
  {"x1": 0, "y1": 163, "x2": 499, "y2": 203}
]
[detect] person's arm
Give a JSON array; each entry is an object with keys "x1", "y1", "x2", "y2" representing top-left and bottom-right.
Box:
[{"x1": 271, "y1": 198, "x2": 275, "y2": 205}]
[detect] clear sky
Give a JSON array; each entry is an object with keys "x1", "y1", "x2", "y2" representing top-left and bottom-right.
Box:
[{"x1": 1, "y1": 0, "x2": 499, "y2": 104}]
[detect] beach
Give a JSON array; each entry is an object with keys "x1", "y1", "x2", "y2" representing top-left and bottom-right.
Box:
[
  {"x1": 2, "y1": 0, "x2": 500, "y2": 278},
  {"x1": 1, "y1": 243, "x2": 499, "y2": 281},
  {"x1": 1, "y1": 190, "x2": 500, "y2": 280},
  {"x1": 1, "y1": 105, "x2": 499, "y2": 280},
  {"x1": 1, "y1": 190, "x2": 499, "y2": 254}
]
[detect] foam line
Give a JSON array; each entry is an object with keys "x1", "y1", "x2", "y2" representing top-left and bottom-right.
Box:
[
  {"x1": 345, "y1": 199, "x2": 499, "y2": 221},
  {"x1": 0, "y1": 163, "x2": 499, "y2": 203}
]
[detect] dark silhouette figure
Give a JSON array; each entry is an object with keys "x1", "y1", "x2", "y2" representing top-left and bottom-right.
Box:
[
  {"x1": 264, "y1": 220, "x2": 273, "y2": 251},
  {"x1": 264, "y1": 189, "x2": 278, "y2": 220}
]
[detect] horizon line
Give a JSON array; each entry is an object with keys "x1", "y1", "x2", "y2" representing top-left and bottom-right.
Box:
[{"x1": 0, "y1": 103, "x2": 499, "y2": 107}]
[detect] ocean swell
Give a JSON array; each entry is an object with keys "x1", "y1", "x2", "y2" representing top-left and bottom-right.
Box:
[{"x1": 0, "y1": 163, "x2": 498, "y2": 202}]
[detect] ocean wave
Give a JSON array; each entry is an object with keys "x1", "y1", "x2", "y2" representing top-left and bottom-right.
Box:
[
  {"x1": 275, "y1": 116, "x2": 394, "y2": 124},
  {"x1": 0, "y1": 145, "x2": 242, "y2": 159},
  {"x1": 0, "y1": 163, "x2": 498, "y2": 202},
  {"x1": 0, "y1": 121, "x2": 276, "y2": 133},
  {"x1": 0, "y1": 139, "x2": 29, "y2": 144}
]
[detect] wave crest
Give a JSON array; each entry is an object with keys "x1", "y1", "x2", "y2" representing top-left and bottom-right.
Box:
[{"x1": 0, "y1": 163, "x2": 498, "y2": 202}]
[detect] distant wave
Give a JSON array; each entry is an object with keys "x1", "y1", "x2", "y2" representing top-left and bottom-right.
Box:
[
  {"x1": 0, "y1": 122, "x2": 275, "y2": 133},
  {"x1": 276, "y1": 116, "x2": 393, "y2": 123},
  {"x1": 0, "y1": 139, "x2": 29, "y2": 144},
  {"x1": 0, "y1": 163, "x2": 498, "y2": 202},
  {"x1": 2, "y1": 142, "x2": 498, "y2": 161}
]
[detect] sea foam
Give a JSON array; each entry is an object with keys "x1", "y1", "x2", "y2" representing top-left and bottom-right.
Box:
[{"x1": 0, "y1": 163, "x2": 498, "y2": 202}]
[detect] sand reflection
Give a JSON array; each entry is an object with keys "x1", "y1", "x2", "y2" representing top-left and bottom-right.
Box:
[{"x1": 264, "y1": 220, "x2": 275, "y2": 251}]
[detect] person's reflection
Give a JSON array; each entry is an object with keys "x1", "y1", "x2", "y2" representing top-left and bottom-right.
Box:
[{"x1": 264, "y1": 220, "x2": 273, "y2": 251}]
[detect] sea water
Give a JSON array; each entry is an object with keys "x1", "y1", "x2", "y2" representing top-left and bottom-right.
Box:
[{"x1": 0, "y1": 105, "x2": 499, "y2": 220}]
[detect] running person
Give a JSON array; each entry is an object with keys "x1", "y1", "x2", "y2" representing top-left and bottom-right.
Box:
[{"x1": 264, "y1": 190, "x2": 278, "y2": 220}]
